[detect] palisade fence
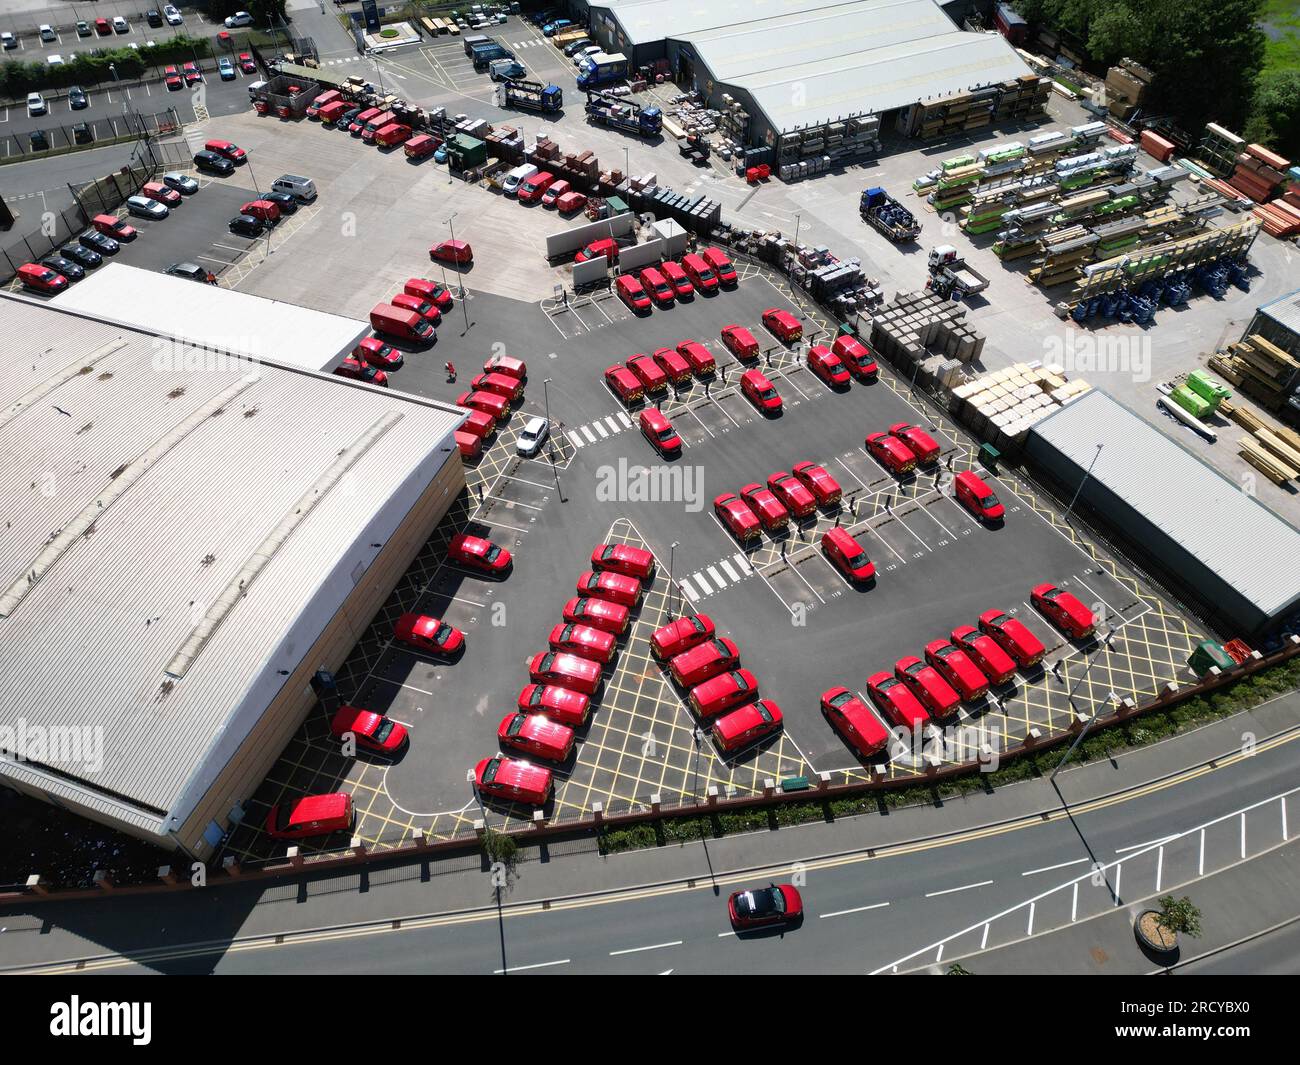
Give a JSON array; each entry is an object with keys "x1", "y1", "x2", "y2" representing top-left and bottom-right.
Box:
[
  {"x1": 0, "y1": 132, "x2": 191, "y2": 283},
  {"x1": 0, "y1": 105, "x2": 180, "y2": 161}
]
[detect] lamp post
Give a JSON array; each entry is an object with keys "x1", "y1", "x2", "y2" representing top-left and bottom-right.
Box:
[
  {"x1": 543, "y1": 377, "x2": 551, "y2": 423},
  {"x1": 1065, "y1": 443, "x2": 1104, "y2": 521}
]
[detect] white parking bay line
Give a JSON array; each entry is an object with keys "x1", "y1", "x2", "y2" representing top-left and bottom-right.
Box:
[
  {"x1": 1021, "y1": 857, "x2": 1090, "y2": 877},
  {"x1": 819, "y1": 901, "x2": 890, "y2": 919},
  {"x1": 609, "y1": 940, "x2": 682, "y2": 956}
]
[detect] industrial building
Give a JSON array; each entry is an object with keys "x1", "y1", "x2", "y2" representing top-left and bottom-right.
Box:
[
  {"x1": 1024, "y1": 390, "x2": 1300, "y2": 637},
  {"x1": 575, "y1": 0, "x2": 1041, "y2": 165},
  {"x1": 0, "y1": 290, "x2": 466, "y2": 859},
  {"x1": 1244, "y1": 287, "x2": 1300, "y2": 362}
]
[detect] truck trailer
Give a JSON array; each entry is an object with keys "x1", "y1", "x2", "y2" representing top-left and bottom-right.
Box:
[
  {"x1": 926, "y1": 245, "x2": 989, "y2": 299},
  {"x1": 860, "y1": 187, "x2": 920, "y2": 242},
  {"x1": 498, "y1": 79, "x2": 563, "y2": 113},
  {"x1": 584, "y1": 89, "x2": 660, "y2": 137}
]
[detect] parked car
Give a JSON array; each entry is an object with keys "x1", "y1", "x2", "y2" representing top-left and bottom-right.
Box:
[
  {"x1": 832, "y1": 334, "x2": 878, "y2": 381},
  {"x1": 651, "y1": 347, "x2": 692, "y2": 387},
  {"x1": 821, "y1": 527, "x2": 875, "y2": 583},
  {"x1": 1031, "y1": 583, "x2": 1096, "y2": 638},
  {"x1": 575, "y1": 569, "x2": 641, "y2": 607},
  {"x1": 950, "y1": 625, "x2": 1017, "y2": 686},
  {"x1": 205, "y1": 139, "x2": 246, "y2": 164},
  {"x1": 528, "y1": 650, "x2": 601, "y2": 695},
  {"x1": 766, "y1": 472, "x2": 816, "y2": 518},
  {"x1": 821, "y1": 686, "x2": 890, "y2": 758},
  {"x1": 807, "y1": 345, "x2": 850, "y2": 388},
  {"x1": 661, "y1": 260, "x2": 695, "y2": 299},
  {"x1": 147, "y1": 9, "x2": 164, "y2": 28},
  {"x1": 889, "y1": 422, "x2": 940, "y2": 466},
  {"x1": 165, "y1": 6, "x2": 184, "y2": 27},
  {"x1": 228, "y1": 214, "x2": 264, "y2": 237},
  {"x1": 354, "y1": 337, "x2": 403, "y2": 369},
  {"x1": 79, "y1": 230, "x2": 119, "y2": 255},
  {"x1": 238, "y1": 52, "x2": 256, "y2": 74},
  {"x1": 475, "y1": 756, "x2": 552, "y2": 806},
  {"x1": 651, "y1": 613, "x2": 716, "y2": 660},
  {"x1": 953, "y1": 470, "x2": 1005, "y2": 523},
  {"x1": 739, "y1": 482, "x2": 789, "y2": 532},
  {"x1": 68, "y1": 86, "x2": 88, "y2": 110},
  {"x1": 701, "y1": 246, "x2": 738, "y2": 286},
  {"x1": 60, "y1": 244, "x2": 102, "y2": 269},
  {"x1": 924, "y1": 640, "x2": 989, "y2": 702},
  {"x1": 676, "y1": 339, "x2": 715, "y2": 376},
  {"x1": 162, "y1": 172, "x2": 199, "y2": 195},
  {"x1": 604, "y1": 365, "x2": 644, "y2": 405},
  {"x1": 456, "y1": 390, "x2": 508, "y2": 423},
  {"x1": 670, "y1": 637, "x2": 740, "y2": 688},
  {"x1": 225, "y1": 11, "x2": 254, "y2": 28},
  {"x1": 548, "y1": 622, "x2": 616, "y2": 665},
  {"x1": 409, "y1": 278, "x2": 455, "y2": 312},
  {"x1": 712, "y1": 699, "x2": 782, "y2": 753},
  {"x1": 218, "y1": 57, "x2": 236, "y2": 80},
  {"x1": 640, "y1": 266, "x2": 675, "y2": 308},
  {"x1": 563, "y1": 596, "x2": 629, "y2": 637},
  {"x1": 626, "y1": 353, "x2": 667, "y2": 394},
  {"x1": 791, "y1": 461, "x2": 842, "y2": 506},
  {"x1": 393, "y1": 613, "x2": 466, "y2": 656},
  {"x1": 865, "y1": 431, "x2": 917, "y2": 476},
  {"x1": 331, "y1": 705, "x2": 407, "y2": 753},
  {"x1": 112, "y1": 15, "x2": 130, "y2": 33},
  {"x1": 591, "y1": 542, "x2": 655, "y2": 581},
  {"x1": 16, "y1": 263, "x2": 68, "y2": 294},
  {"x1": 516, "y1": 415, "x2": 549, "y2": 457},
  {"x1": 430, "y1": 239, "x2": 472, "y2": 264},
  {"x1": 517, "y1": 683, "x2": 590, "y2": 728},
  {"x1": 680, "y1": 253, "x2": 718, "y2": 292},
  {"x1": 616, "y1": 273, "x2": 652, "y2": 313},
  {"x1": 263, "y1": 191, "x2": 298, "y2": 215},
  {"x1": 895, "y1": 656, "x2": 961, "y2": 717},
  {"x1": 166, "y1": 262, "x2": 212, "y2": 283},
  {"x1": 867, "y1": 671, "x2": 930, "y2": 731},
  {"x1": 978, "y1": 609, "x2": 1046, "y2": 667},
  {"x1": 95, "y1": 18, "x2": 112, "y2": 36},
  {"x1": 761, "y1": 307, "x2": 802, "y2": 342},
  {"x1": 498, "y1": 708, "x2": 576, "y2": 764},
  {"x1": 740, "y1": 368, "x2": 782, "y2": 414},
  {"x1": 690, "y1": 668, "x2": 759, "y2": 719},
  {"x1": 194, "y1": 150, "x2": 234, "y2": 175},
  {"x1": 142, "y1": 181, "x2": 181, "y2": 207},
  {"x1": 720, "y1": 324, "x2": 759, "y2": 360},
  {"x1": 39, "y1": 255, "x2": 84, "y2": 282},
  {"x1": 26, "y1": 93, "x2": 47, "y2": 117},
  {"x1": 448, "y1": 532, "x2": 512, "y2": 574},
  {"x1": 92, "y1": 214, "x2": 136, "y2": 241},
  {"x1": 266, "y1": 793, "x2": 353, "y2": 840},
  {"x1": 714, "y1": 492, "x2": 760, "y2": 542}
]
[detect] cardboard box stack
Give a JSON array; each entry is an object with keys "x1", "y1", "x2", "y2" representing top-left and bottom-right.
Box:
[
  {"x1": 1104, "y1": 58, "x2": 1153, "y2": 119},
  {"x1": 948, "y1": 362, "x2": 1091, "y2": 451}
]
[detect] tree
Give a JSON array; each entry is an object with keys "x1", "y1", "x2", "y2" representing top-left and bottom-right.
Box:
[
  {"x1": 1245, "y1": 68, "x2": 1300, "y2": 159},
  {"x1": 1155, "y1": 894, "x2": 1203, "y2": 939}
]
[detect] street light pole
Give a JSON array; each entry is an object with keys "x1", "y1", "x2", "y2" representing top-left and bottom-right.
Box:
[
  {"x1": 543, "y1": 377, "x2": 551, "y2": 423},
  {"x1": 1065, "y1": 443, "x2": 1104, "y2": 521}
]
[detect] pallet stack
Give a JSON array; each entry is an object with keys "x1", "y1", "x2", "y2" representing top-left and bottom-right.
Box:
[
  {"x1": 948, "y1": 362, "x2": 1091, "y2": 451},
  {"x1": 1208, "y1": 334, "x2": 1300, "y2": 413},
  {"x1": 861, "y1": 291, "x2": 985, "y2": 386}
]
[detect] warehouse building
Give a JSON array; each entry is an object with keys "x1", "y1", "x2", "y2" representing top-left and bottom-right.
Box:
[
  {"x1": 1024, "y1": 390, "x2": 1300, "y2": 637},
  {"x1": 1244, "y1": 287, "x2": 1300, "y2": 361},
  {"x1": 0, "y1": 293, "x2": 465, "y2": 859},
  {"x1": 577, "y1": 0, "x2": 1039, "y2": 164}
]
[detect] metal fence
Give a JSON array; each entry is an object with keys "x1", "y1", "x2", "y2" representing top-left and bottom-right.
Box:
[
  {"x1": 0, "y1": 135, "x2": 190, "y2": 282},
  {"x1": 1, "y1": 106, "x2": 180, "y2": 161}
]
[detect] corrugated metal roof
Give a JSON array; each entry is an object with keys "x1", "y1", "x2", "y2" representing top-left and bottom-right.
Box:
[
  {"x1": 1028, "y1": 390, "x2": 1300, "y2": 618},
  {"x1": 54, "y1": 263, "x2": 368, "y2": 373},
  {"x1": 0, "y1": 295, "x2": 464, "y2": 828},
  {"x1": 592, "y1": 0, "x2": 1030, "y2": 132},
  {"x1": 1257, "y1": 287, "x2": 1300, "y2": 337}
]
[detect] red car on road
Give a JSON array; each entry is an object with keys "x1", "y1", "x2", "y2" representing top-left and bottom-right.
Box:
[
  {"x1": 576, "y1": 569, "x2": 642, "y2": 607},
  {"x1": 791, "y1": 461, "x2": 842, "y2": 506},
  {"x1": 821, "y1": 527, "x2": 875, "y2": 583},
  {"x1": 1032, "y1": 583, "x2": 1097, "y2": 638},
  {"x1": 950, "y1": 625, "x2": 1017, "y2": 686},
  {"x1": 761, "y1": 307, "x2": 802, "y2": 342},
  {"x1": 563, "y1": 596, "x2": 629, "y2": 636},
  {"x1": 605, "y1": 364, "x2": 644, "y2": 405},
  {"x1": 529, "y1": 651, "x2": 602, "y2": 695},
  {"x1": 821, "y1": 686, "x2": 891, "y2": 758},
  {"x1": 739, "y1": 482, "x2": 789, "y2": 532},
  {"x1": 954, "y1": 470, "x2": 1005, "y2": 523},
  {"x1": 867, "y1": 671, "x2": 930, "y2": 731},
  {"x1": 474, "y1": 756, "x2": 552, "y2": 806},
  {"x1": 866, "y1": 431, "x2": 917, "y2": 475},
  {"x1": 591, "y1": 542, "x2": 655, "y2": 581},
  {"x1": 448, "y1": 532, "x2": 511, "y2": 574},
  {"x1": 807, "y1": 345, "x2": 851, "y2": 388},
  {"x1": 690, "y1": 668, "x2": 759, "y2": 719},
  {"x1": 497, "y1": 712, "x2": 575, "y2": 762},
  {"x1": 728, "y1": 884, "x2": 803, "y2": 929},
  {"x1": 740, "y1": 368, "x2": 782, "y2": 413},
  {"x1": 676, "y1": 339, "x2": 715, "y2": 376},
  {"x1": 430, "y1": 239, "x2": 472, "y2": 264},
  {"x1": 890, "y1": 423, "x2": 940, "y2": 466},
  {"x1": 548, "y1": 622, "x2": 616, "y2": 665},
  {"x1": 330, "y1": 705, "x2": 408, "y2": 753},
  {"x1": 720, "y1": 324, "x2": 759, "y2": 361},
  {"x1": 832, "y1": 335, "x2": 878, "y2": 381},
  {"x1": 670, "y1": 636, "x2": 740, "y2": 687},
  {"x1": 518, "y1": 682, "x2": 590, "y2": 727},
  {"x1": 651, "y1": 613, "x2": 715, "y2": 660},
  {"x1": 393, "y1": 613, "x2": 465, "y2": 655},
  {"x1": 979, "y1": 609, "x2": 1046, "y2": 667},
  {"x1": 626, "y1": 353, "x2": 668, "y2": 394},
  {"x1": 616, "y1": 273, "x2": 652, "y2": 312},
  {"x1": 713, "y1": 699, "x2": 782, "y2": 753},
  {"x1": 895, "y1": 656, "x2": 961, "y2": 717},
  {"x1": 766, "y1": 471, "x2": 816, "y2": 518},
  {"x1": 924, "y1": 640, "x2": 989, "y2": 701},
  {"x1": 714, "y1": 492, "x2": 761, "y2": 542}
]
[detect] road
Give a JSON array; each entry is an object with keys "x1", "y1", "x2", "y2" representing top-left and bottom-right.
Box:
[{"x1": 5, "y1": 708, "x2": 1299, "y2": 975}]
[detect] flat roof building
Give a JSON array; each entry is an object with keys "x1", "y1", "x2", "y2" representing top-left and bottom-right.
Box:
[{"x1": 0, "y1": 293, "x2": 465, "y2": 858}]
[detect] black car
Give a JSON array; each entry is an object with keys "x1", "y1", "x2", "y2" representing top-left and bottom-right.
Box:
[
  {"x1": 194, "y1": 150, "x2": 234, "y2": 175},
  {"x1": 263, "y1": 191, "x2": 298, "y2": 215},
  {"x1": 563, "y1": 38, "x2": 593, "y2": 56},
  {"x1": 72, "y1": 122, "x2": 94, "y2": 145},
  {"x1": 79, "y1": 230, "x2": 119, "y2": 255},
  {"x1": 29, "y1": 129, "x2": 49, "y2": 151},
  {"x1": 146, "y1": 9, "x2": 164, "y2": 27},
  {"x1": 229, "y1": 214, "x2": 265, "y2": 237},
  {"x1": 162, "y1": 172, "x2": 199, "y2": 195},
  {"x1": 40, "y1": 255, "x2": 85, "y2": 282},
  {"x1": 60, "y1": 243, "x2": 102, "y2": 269},
  {"x1": 337, "y1": 107, "x2": 362, "y2": 130},
  {"x1": 68, "y1": 86, "x2": 88, "y2": 109},
  {"x1": 166, "y1": 261, "x2": 211, "y2": 282}
]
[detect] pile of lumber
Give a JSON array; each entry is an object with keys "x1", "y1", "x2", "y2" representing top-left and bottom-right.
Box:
[
  {"x1": 1228, "y1": 143, "x2": 1290, "y2": 203},
  {"x1": 1221, "y1": 399, "x2": 1300, "y2": 484},
  {"x1": 1252, "y1": 197, "x2": 1300, "y2": 239},
  {"x1": 1208, "y1": 334, "x2": 1300, "y2": 411}
]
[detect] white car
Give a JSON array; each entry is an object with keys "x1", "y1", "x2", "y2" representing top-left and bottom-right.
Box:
[
  {"x1": 39, "y1": 24, "x2": 56, "y2": 42},
  {"x1": 516, "y1": 416, "x2": 550, "y2": 457},
  {"x1": 46, "y1": 54, "x2": 64, "y2": 66},
  {"x1": 27, "y1": 92, "x2": 47, "y2": 116},
  {"x1": 225, "y1": 11, "x2": 254, "y2": 28},
  {"x1": 2, "y1": 31, "x2": 18, "y2": 49},
  {"x1": 112, "y1": 16, "x2": 129, "y2": 33},
  {"x1": 164, "y1": 5, "x2": 183, "y2": 25}
]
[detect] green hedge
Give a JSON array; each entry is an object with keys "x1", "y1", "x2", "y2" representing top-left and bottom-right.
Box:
[{"x1": 1, "y1": 35, "x2": 213, "y2": 97}]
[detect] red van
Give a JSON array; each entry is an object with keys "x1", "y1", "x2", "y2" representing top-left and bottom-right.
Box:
[
  {"x1": 681, "y1": 253, "x2": 718, "y2": 293},
  {"x1": 455, "y1": 430, "x2": 483, "y2": 459},
  {"x1": 370, "y1": 302, "x2": 435, "y2": 343},
  {"x1": 204, "y1": 138, "x2": 246, "y2": 163},
  {"x1": 555, "y1": 191, "x2": 588, "y2": 214},
  {"x1": 405, "y1": 133, "x2": 439, "y2": 159},
  {"x1": 374, "y1": 122, "x2": 413, "y2": 148},
  {"x1": 518, "y1": 171, "x2": 556, "y2": 204},
  {"x1": 306, "y1": 89, "x2": 342, "y2": 118},
  {"x1": 360, "y1": 111, "x2": 395, "y2": 142},
  {"x1": 575, "y1": 237, "x2": 619, "y2": 264},
  {"x1": 240, "y1": 199, "x2": 280, "y2": 224},
  {"x1": 702, "y1": 246, "x2": 738, "y2": 286},
  {"x1": 349, "y1": 107, "x2": 380, "y2": 134},
  {"x1": 266, "y1": 792, "x2": 353, "y2": 840},
  {"x1": 92, "y1": 213, "x2": 136, "y2": 241},
  {"x1": 318, "y1": 100, "x2": 350, "y2": 125}
]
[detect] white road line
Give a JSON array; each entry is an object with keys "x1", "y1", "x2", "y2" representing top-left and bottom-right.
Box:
[
  {"x1": 581, "y1": 426, "x2": 597, "y2": 444},
  {"x1": 500, "y1": 472, "x2": 554, "y2": 491},
  {"x1": 567, "y1": 432, "x2": 585, "y2": 449},
  {"x1": 925, "y1": 880, "x2": 993, "y2": 898},
  {"x1": 681, "y1": 578, "x2": 699, "y2": 602},
  {"x1": 1021, "y1": 857, "x2": 1090, "y2": 877},
  {"x1": 892, "y1": 508, "x2": 933, "y2": 552},
  {"x1": 492, "y1": 958, "x2": 570, "y2": 973},
  {"x1": 616, "y1": 411, "x2": 632, "y2": 428},
  {"x1": 1115, "y1": 835, "x2": 1177, "y2": 854},
  {"x1": 603, "y1": 416, "x2": 620, "y2": 434},
  {"x1": 732, "y1": 552, "x2": 753, "y2": 574},
  {"x1": 609, "y1": 940, "x2": 682, "y2": 956},
  {"x1": 692, "y1": 569, "x2": 714, "y2": 594},
  {"x1": 592, "y1": 420, "x2": 609, "y2": 439},
  {"x1": 719, "y1": 559, "x2": 740, "y2": 582},
  {"x1": 819, "y1": 901, "x2": 890, "y2": 919},
  {"x1": 706, "y1": 564, "x2": 726, "y2": 588},
  {"x1": 685, "y1": 405, "x2": 717, "y2": 439},
  {"x1": 865, "y1": 524, "x2": 907, "y2": 566}
]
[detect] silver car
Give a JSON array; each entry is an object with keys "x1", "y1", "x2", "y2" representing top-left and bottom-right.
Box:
[
  {"x1": 516, "y1": 416, "x2": 549, "y2": 457},
  {"x1": 126, "y1": 194, "x2": 169, "y2": 220}
]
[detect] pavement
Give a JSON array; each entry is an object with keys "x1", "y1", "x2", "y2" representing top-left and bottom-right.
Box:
[{"x1": 2, "y1": 688, "x2": 1298, "y2": 974}]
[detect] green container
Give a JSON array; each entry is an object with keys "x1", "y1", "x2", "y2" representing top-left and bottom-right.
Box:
[
  {"x1": 1188, "y1": 639, "x2": 1235, "y2": 677},
  {"x1": 1171, "y1": 384, "x2": 1212, "y2": 419},
  {"x1": 1186, "y1": 370, "x2": 1230, "y2": 406},
  {"x1": 781, "y1": 776, "x2": 812, "y2": 792},
  {"x1": 979, "y1": 442, "x2": 1001, "y2": 471},
  {"x1": 942, "y1": 153, "x2": 976, "y2": 171}
]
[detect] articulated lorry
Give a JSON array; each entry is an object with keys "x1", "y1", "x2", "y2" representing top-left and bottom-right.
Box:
[
  {"x1": 585, "y1": 89, "x2": 661, "y2": 136},
  {"x1": 497, "y1": 79, "x2": 563, "y2": 113}
]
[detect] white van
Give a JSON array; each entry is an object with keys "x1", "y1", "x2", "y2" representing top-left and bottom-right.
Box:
[
  {"x1": 501, "y1": 163, "x2": 537, "y2": 197},
  {"x1": 271, "y1": 174, "x2": 317, "y2": 203}
]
